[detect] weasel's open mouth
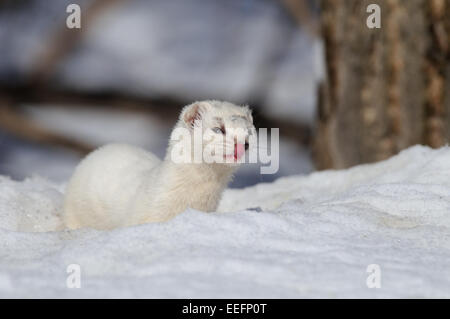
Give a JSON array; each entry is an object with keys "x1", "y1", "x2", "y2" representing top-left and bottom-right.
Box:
[
  {"x1": 222, "y1": 143, "x2": 245, "y2": 162},
  {"x1": 235, "y1": 143, "x2": 245, "y2": 160}
]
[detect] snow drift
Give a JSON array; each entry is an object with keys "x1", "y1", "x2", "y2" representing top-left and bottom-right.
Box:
[{"x1": 1, "y1": 145, "x2": 450, "y2": 298}]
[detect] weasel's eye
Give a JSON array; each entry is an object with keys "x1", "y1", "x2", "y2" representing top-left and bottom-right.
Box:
[{"x1": 212, "y1": 127, "x2": 225, "y2": 134}]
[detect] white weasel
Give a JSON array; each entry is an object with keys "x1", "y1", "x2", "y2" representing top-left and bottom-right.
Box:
[{"x1": 63, "y1": 100, "x2": 255, "y2": 230}]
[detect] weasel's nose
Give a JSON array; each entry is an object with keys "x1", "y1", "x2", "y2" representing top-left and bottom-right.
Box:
[{"x1": 244, "y1": 142, "x2": 249, "y2": 150}]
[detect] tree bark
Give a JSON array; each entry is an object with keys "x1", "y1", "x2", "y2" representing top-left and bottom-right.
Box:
[{"x1": 314, "y1": 0, "x2": 450, "y2": 169}]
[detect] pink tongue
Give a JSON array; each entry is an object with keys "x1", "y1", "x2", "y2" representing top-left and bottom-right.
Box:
[{"x1": 234, "y1": 143, "x2": 245, "y2": 160}]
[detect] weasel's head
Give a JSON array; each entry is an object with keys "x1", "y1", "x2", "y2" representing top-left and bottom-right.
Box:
[{"x1": 174, "y1": 100, "x2": 256, "y2": 167}]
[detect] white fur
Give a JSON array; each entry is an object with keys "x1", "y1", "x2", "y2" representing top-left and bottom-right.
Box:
[{"x1": 63, "y1": 100, "x2": 254, "y2": 230}]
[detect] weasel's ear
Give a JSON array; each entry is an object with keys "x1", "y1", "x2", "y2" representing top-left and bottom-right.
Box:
[
  {"x1": 181, "y1": 101, "x2": 210, "y2": 129},
  {"x1": 244, "y1": 106, "x2": 253, "y2": 123}
]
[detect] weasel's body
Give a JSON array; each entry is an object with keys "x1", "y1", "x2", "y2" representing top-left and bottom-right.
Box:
[{"x1": 63, "y1": 101, "x2": 254, "y2": 230}]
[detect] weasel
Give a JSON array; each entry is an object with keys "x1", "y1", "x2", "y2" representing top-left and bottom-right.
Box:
[{"x1": 63, "y1": 100, "x2": 255, "y2": 230}]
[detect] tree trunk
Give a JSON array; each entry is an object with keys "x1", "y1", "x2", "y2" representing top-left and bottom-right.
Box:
[{"x1": 314, "y1": 0, "x2": 450, "y2": 170}]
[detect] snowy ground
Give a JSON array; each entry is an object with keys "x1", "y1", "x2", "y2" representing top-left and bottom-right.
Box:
[{"x1": 1, "y1": 145, "x2": 450, "y2": 298}]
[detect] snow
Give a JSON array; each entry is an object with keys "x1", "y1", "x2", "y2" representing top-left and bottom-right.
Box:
[{"x1": 1, "y1": 145, "x2": 450, "y2": 298}]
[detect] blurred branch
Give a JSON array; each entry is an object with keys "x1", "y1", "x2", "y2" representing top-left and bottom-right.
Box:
[
  {"x1": 0, "y1": 97, "x2": 95, "y2": 156},
  {"x1": 0, "y1": 84, "x2": 311, "y2": 149},
  {"x1": 0, "y1": 85, "x2": 180, "y2": 121}
]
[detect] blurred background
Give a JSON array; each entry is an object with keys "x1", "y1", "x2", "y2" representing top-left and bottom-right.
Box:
[
  {"x1": 2, "y1": 0, "x2": 449, "y2": 188},
  {"x1": 0, "y1": 0, "x2": 322, "y2": 188}
]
